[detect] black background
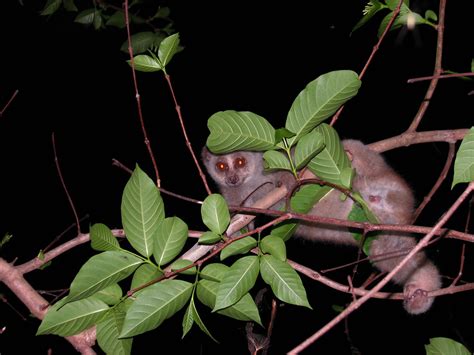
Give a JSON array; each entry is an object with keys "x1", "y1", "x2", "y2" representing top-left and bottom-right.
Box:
[{"x1": 1, "y1": 1, "x2": 473, "y2": 354}]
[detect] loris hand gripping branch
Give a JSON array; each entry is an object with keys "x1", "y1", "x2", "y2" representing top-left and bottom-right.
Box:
[{"x1": 202, "y1": 140, "x2": 441, "y2": 315}]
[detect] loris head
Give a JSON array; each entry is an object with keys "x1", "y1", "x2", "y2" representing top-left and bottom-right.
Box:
[{"x1": 201, "y1": 147, "x2": 264, "y2": 189}]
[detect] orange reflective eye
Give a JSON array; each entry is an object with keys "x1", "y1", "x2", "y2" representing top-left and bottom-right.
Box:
[
  {"x1": 235, "y1": 157, "x2": 246, "y2": 168},
  {"x1": 216, "y1": 162, "x2": 227, "y2": 171}
]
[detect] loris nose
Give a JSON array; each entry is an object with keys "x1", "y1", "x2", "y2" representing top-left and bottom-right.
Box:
[{"x1": 226, "y1": 175, "x2": 240, "y2": 185}]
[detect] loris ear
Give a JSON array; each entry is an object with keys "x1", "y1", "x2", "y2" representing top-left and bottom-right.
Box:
[{"x1": 201, "y1": 146, "x2": 211, "y2": 162}]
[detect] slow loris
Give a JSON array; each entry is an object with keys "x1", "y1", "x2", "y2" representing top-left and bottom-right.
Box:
[{"x1": 201, "y1": 140, "x2": 441, "y2": 314}]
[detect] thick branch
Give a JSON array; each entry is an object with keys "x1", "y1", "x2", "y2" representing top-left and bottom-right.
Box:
[{"x1": 0, "y1": 258, "x2": 96, "y2": 354}]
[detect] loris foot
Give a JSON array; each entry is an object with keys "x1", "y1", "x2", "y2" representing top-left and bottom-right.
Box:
[{"x1": 403, "y1": 283, "x2": 433, "y2": 315}]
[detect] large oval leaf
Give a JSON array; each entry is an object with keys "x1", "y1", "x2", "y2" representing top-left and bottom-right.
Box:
[
  {"x1": 153, "y1": 216, "x2": 189, "y2": 266},
  {"x1": 285, "y1": 70, "x2": 361, "y2": 146},
  {"x1": 96, "y1": 304, "x2": 133, "y2": 355},
  {"x1": 307, "y1": 123, "x2": 351, "y2": 185},
  {"x1": 90, "y1": 223, "x2": 121, "y2": 252},
  {"x1": 452, "y1": 127, "x2": 474, "y2": 188},
  {"x1": 197, "y1": 279, "x2": 262, "y2": 325},
  {"x1": 263, "y1": 150, "x2": 292, "y2": 171},
  {"x1": 158, "y1": 33, "x2": 180, "y2": 68},
  {"x1": 294, "y1": 129, "x2": 325, "y2": 169},
  {"x1": 206, "y1": 111, "x2": 276, "y2": 153},
  {"x1": 119, "y1": 280, "x2": 193, "y2": 338},
  {"x1": 220, "y1": 236, "x2": 258, "y2": 261},
  {"x1": 121, "y1": 165, "x2": 165, "y2": 257},
  {"x1": 68, "y1": 251, "x2": 143, "y2": 303},
  {"x1": 213, "y1": 256, "x2": 259, "y2": 311},
  {"x1": 201, "y1": 194, "x2": 230, "y2": 235},
  {"x1": 37, "y1": 297, "x2": 109, "y2": 337},
  {"x1": 260, "y1": 254, "x2": 311, "y2": 308}
]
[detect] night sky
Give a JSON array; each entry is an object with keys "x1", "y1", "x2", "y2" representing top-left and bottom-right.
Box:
[{"x1": 1, "y1": 1, "x2": 473, "y2": 354}]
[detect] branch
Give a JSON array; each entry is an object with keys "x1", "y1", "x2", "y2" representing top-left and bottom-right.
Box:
[
  {"x1": 0, "y1": 89, "x2": 19, "y2": 118},
  {"x1": 16, "y1": 229, "x2": 125, "y2": 275},
  {"x1": 408, "y1": 71, "x2": 474, "y2": 84},
  {"x1": 367, "y1": 129, "x2": 468, "y2": 153},
  {"x1": 330, "y1": 0, "x2": 404, "y2": 126},
  {"x1": 163, "y1": 75, "x2": 213, "y2": 195},
  {"x1": 406, "y1": 0, "x2": 446, "y2": 132},
  {"x1": 0, "y1": 258, "x2": 96, "y2": 354},
  {"x1": 412, "y1": 143, "x2": 456, "y2": 222},
  {"x1": 123, "y1": 0, "x2": 161, "y2": 186}
]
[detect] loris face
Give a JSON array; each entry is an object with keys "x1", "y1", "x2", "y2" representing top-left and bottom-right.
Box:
[{"x1": 201, "y1": 148, "x2": 261, "y2": 188}]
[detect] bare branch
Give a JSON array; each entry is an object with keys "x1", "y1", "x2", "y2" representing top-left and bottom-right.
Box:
[{"x1": 407, "y1": 0, "x2": 446, "y2": 132}]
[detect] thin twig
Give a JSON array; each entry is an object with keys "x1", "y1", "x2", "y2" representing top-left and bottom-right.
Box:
[
  {"x1": 51, "y1": 133, "x2": 81, "y2": 235},
  {"x1": 330, "y1": 0, "x2": 404, "y2": 126},
  {"x1": 163, "y1": 74, "x2": 212, "y2": 195},
  {"x1": 412, "y1": 143, "x2": 456, "y2": 222},
  {"x1": 123, "y1": 1, "x2": 161, "y2": 187},
  {"x1": 112, "y1": 158, "x2": 203, "y2": 204},
  {"x1": 0, "y1": 89, "x2": 19, "y2": 117},
  {"x1": 407, "y1": 0, "x2": 446, "y2": 132},
  {"x1": 408, "y1": 72, "x2": 474, "y2": 84}
]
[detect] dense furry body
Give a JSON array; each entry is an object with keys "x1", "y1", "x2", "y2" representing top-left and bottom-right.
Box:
[{"x1": 202, "y1": 140, "x2": 441, "y2": 314}]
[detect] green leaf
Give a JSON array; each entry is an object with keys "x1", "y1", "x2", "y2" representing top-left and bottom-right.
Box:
[
  {"x1": 74, "y1": 8, "x2": 99, "y2": 25},
  {"x1": 63, "y1": 0, "x2": 78, "y2": 12},
  {"x1": 424, "y1": 9, "x2": 437, "y2": 22},
  {"x1": 285, "y1": 70, "x2": 361, "y2": 146},
  {"x1": 220, "y1": 237, "x2": 258, "y2": 261},
  {"x1": 121, "y1": 165, "x2": 164, "y2": 257},
  {"x1": 37, "y1": 297, "x2": 109, "y2": 336},
  {"x1": 307, "y1": 124, "x2": 351, "y2": 185},
  {"x1": 471, "y1": 58, "x2": 474, "y2": 73},
  {"x1": 153, "y1": 7, "x2": 171, "y2": 19},
  {"x1": 182, "y1": 297, "x2": 219, "y2": 342},
  {"x1": 93, "y1": 10, "x2": 103, "y2": 30},
  {"x1": 275, "y1": 128, "x2": 295, "y2": 144},
  {"x1": 260, "y1": 235, "x2": 286, "y2": 261},
  {"x1": 153, "y1": 216, "x2": 188, "y2": 266},
  {"x1": 129, "y1": 54, "x2": 162, "y2": 72},
  {"x1": 206, "y1": 111, "x2": 276, "y2": 153},
  {"x1": 130, "y1": 264, "x2": 162, "y2": 290},
  {"x1": 120, "y1": 32, "x2": 156, "y2": 54},
  {"x1": 96, "y1": 304, "x2": 132, "y2": 355},
  {"x1": 291, "y1": 184, "x2": 332, "y2": 213},
  {"x1": 452, "y1": 127, "x2": 474, "y2": 188},
  {"x1": 294, "y1": 130, "x2": 325, "y2": 170},
  {"x1": 263, "y1": 150, "x2": 292, "y2": 171},
  {"x1": 201, "y1": 194, "x2": 230, "y2": 235},
  {"x1": 40, "y1": 0, "x2": 62, "y2": 16},
  {"x1": 425, "y1": 337, "x2": 470, "y2": 355},
  {"x1": 351, "y1": 0, "x2": 386, "y2": 34},
  {"x1": 198, "y1": 231, "x2": 222, "y2": 244},
  {"x1": 199, "y1": 263, "x2": 229, "y2": 282},
  {"x1": 68, "y1": 251, "x2": 143, "y2": 303},
  {"x1": 268, "y1": 221, "x2": 299, "y2": 242},
  {"x1": 94, "y1": 284, "x2": 123, "y2": 306},
  {"x1": 106, "y1": 11, "x2": 126, "y2": 28},
  {"x1": 347, "y1": 203, "x2": 376, "y2": 255},
  {"x1": 170, "y1": 259, "x2": 196, "y2": 275},
  {"x1": 158, "y1": 33, "x2": 180, "y2": 68},
  {"x1": 197, "y1": 279, "x2": 262, "y2": 325},
  {"x1": 120, "y1": 280, "x2": 193, "y2": 338},
  {"x1": 260, "y1": 255, "x2": 311, "y2": 308},
  {"x1": 90, "y1": 223, "x2": 121, "y2": 251},
  {"x1": 213, "y1": 256, "x2": 260, "y2": 311}
]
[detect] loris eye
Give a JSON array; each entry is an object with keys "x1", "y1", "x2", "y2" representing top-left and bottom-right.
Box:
[
  {"x1": 234, "y1": 157, "x2": 246, "y2": 168},
  {"x1": 216, "y1": 162, "x2": 228, "y2": 172}
]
